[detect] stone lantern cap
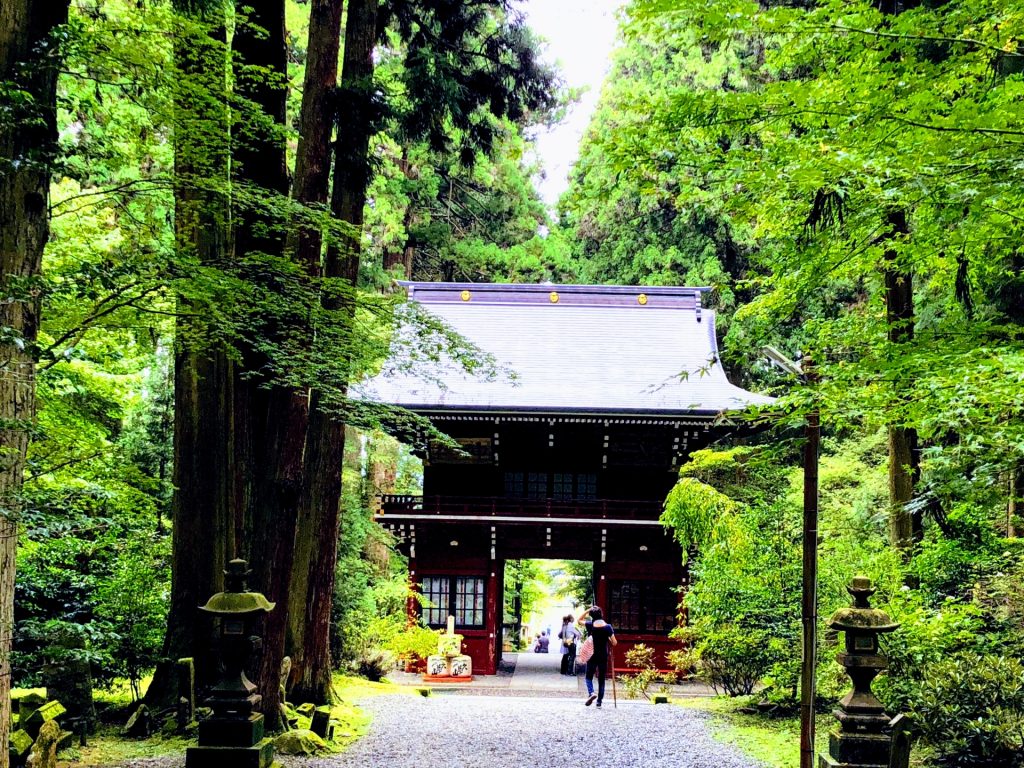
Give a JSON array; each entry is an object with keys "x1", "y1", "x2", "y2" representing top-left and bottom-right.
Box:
[
  {"x1": 199, "y1": 559, "x2": 276, "y2": 617},
  {"x1": 827, "y1": 575, "x2": 898, "y2": 633}
]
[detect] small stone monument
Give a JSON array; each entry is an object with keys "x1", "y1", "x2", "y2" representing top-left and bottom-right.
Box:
[
  {"x1": 820, "y1": 575, "x2": 899, "y2": 768},
  {"x1": 423, "y1": 615, "x2": 473, "y2": 682},
  {"x1": 25, "y1": 720, "x2": 60, "y2": 768},
  {"x1": 176, "y1": 657, "x2": 196, "y2": 732},
  {"x1": 41, "y1": 626, "x2": 96, "y2": 734},
  {"x1": 185, "y1": 559, "x2": 276, "y2": 768}
]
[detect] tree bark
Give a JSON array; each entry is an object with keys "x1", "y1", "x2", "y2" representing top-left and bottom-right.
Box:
[
  {"x1": 147, "y1": 8, "x2": 233, "y2": 708},
  {"x1": 883, "y1": 208, "x2": 920, "y2": 552},
  {"x1": 287, "y1": 0, "x2": 378, "y2": 704},
  {"x1": 284, "y1": 0, "x2": 344, "y2": 700},
  {"x1": 231, "y1": 0, "x2": 299, "y2": 730},
  {"x1": 0, "y1": 2, "x2": 70, "y2": 765}
]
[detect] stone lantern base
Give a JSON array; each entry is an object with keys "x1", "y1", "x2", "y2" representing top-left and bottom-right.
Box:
[
  {"x1": 818, "y1": 728, "x2": 891, "y2": 768},
  {"x1": 186, "y1": 711, "x2": 274, "y2": 768},
  {"x1": 186, "y1": 737, "x2": 274, "y2": 768}
]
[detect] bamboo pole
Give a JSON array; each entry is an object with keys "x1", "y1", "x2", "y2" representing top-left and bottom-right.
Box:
[{"x1": 800, "y1": 378, "x2": 821, "y2": 768}]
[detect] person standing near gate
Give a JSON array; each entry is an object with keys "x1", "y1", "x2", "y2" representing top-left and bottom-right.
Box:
[
  {"x1": 558, "y1": 614, "x2": 580, "y2": 675},
  {"x1": 578, "y1": 605, "x2": 616, "y2": 707}
]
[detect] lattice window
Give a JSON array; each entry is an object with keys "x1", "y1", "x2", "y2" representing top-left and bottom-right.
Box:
[
  {"x1": 644, "y1": 582, "x2": 680, "y2": 633},
  {"x1": 527, "y1": 472, "x2": 547, "y2": 500},
  {"x1": 552, "y1": 472, "x2": 573, "y2": 501},
  {"x1": 421, "y1": 576, "x2": 449, "y2": 627},
  {"x1": 504, "y1": 471, "x2": 525, "y2": 498},
  {"x1": 609, "y1": 580, "x2": 679, "y2": 633},
  {"x1": 421, "y1": 575, "x2": 485, "y2": 629},
  {"x1": 454, "y1": 577, "x2": 485, "y2": 628},
  {"x1": 576, "y1": 473, "x2": 597, "y2": 500},
  {"x1": 610, "y1": 580, "x2": 641, "y2": 631}
]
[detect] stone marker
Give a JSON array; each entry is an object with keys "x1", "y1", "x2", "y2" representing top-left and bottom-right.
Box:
[
  {"x1": 888, "y1": 714, "x2": 913, "y2": 768},
  {"x1": 124, "y1": 703, "x2": 154, "y2": 738},
  {"x1": 42, "y1": 627, "x2": 96, "y2": 733},
  {"x1": 14, "y1": 691, "x2": 46, "y2": 727},
  {"x1": 9, "y1": 728, "x2": 33, "y2": 766},
  {"x1": 177, "y1": 658, "x2": 196, "y2": 723},
  {"x1": 309, "y1": 706, "x2": 331, "y2": 739},
  {"x1": 24, "y1": 702, "x2": 65, "y2": 740},
  {"x1": 26, "y1": 720, "x2": 60, "y2": 768},
  {"x1": 295, "y1": 702, "x2": 315, "y2": 718},
  {"x1": 278, "y1": 657, "x2": 292, "y2": 732}
]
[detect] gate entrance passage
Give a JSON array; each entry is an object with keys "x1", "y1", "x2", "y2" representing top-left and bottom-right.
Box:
[{"x1": 362, "y1": 282, "x2": 771, "y2": 675}]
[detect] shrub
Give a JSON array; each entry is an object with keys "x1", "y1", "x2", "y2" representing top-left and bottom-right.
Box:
[
  {"x1": 623, "y1": 644, "x2": 659, "y2": 700},
  {"x1": 912, "y1": 653, "x2": 1024, "y2": 768},
  {"x1": 685, "y1": 624, "x2": 786, "y2": 696},
  {"x1": 355, "y1": 649, "x2": 395, "y2": 682},
  {"x1": 383, "y1": 624, "x2": 441, "y2": 663}
]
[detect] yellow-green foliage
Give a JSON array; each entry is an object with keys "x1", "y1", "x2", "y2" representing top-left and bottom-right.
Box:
[{"x1": 661, "y1": 477, "x2": 740, "y2": 551}]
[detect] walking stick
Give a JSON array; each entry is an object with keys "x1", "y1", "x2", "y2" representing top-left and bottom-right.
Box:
[{"x1": 610, "y1": 647, "x2": 617, "y2": 708}]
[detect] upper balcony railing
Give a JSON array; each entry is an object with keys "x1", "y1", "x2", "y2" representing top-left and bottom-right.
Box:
[{"x1": 377, "y1": 494, "x2": 664, "y2": 522}]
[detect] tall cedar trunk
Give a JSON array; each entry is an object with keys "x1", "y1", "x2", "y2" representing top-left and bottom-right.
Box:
[
  {"x1": 231, "y1": 0, "x2": 298, "y2": 730},
  {"x1": 361, "y1": 433, "x2": 398, "y2": 571},
  {"x1": 284, "y1": 0, "x2": 345, "y2": 700},
  {"x1": 880, "y1": 0, "x2": 924, "y2": 556},
  {"x1": 383, "y1": 149, "x2": 418, "y2": 279},
  {"x1": 883, "y1": 208, "x2": 920, "y2": 551},
  {"x1": 0, "y1": 4, "x2": 70, "y2": 764},
  {"x1": 287, "y1": 0, "x2": 378, "y2": 704},
  {"x1": 147, "y1": 10, "x2": 233, "y2": 708}
]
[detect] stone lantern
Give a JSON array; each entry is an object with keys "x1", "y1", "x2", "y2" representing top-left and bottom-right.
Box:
[
  {"x1": 820, "y1": 575, "x2": 899, "y2": 768},
  {"x1": 186, "y1": 559, "x2": 276, "y2": 768}
]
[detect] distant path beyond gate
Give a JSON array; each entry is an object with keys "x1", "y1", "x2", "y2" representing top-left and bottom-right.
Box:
[{"x1": 289, "y1": 691, "x2": 762, "y2": 768}]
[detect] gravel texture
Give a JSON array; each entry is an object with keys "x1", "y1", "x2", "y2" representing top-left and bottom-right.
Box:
[
  {"x1": 99, "y1": 694, "x2": 762, "y2": 768},
  {"x1": 281, "y1": 693, "x2": 763, "y2": 768}
]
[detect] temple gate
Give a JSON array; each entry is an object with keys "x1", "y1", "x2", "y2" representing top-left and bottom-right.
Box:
[{"x1": 362, "y1": 282, "x2": 770, "y2": 675}]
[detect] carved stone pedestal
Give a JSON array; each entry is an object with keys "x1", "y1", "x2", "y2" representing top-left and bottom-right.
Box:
[{"x1": 820, "y1": 577, "x2": 900, "y2": 768}]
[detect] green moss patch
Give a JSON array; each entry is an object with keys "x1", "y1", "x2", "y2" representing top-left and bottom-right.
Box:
[
  {"x1": 675, "y1": 697, "x2": 831, "y2": 768},
  {"x1": 55, "y1": 726, "x2": 192, "y2": 767}
]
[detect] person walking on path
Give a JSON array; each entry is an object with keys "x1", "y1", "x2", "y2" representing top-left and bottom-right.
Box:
[
  {"x1": 558, "y1": 614, "x2": 580, "y2": 675},
  {"x1": 578, "y1": 605, "x2": 616, "y2": 707}
]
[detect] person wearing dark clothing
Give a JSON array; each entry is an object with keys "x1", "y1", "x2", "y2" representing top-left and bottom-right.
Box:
[
  {"x1": 534, "y1": 631, "x2": 550, "y2": 653},
  {"x1": 558, "y1": 615, "x2": 580, "y2": 674},
  {"x1": 579, "y1": 605, "x2": 616, "y2": 707}
]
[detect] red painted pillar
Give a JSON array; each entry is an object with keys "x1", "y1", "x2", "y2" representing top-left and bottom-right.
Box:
[
  {"x1": 595, "y1": 564, "x2": 608, "y2": 611},
  {"x1": 485, "y1": 566, "x2": 498, "y2": 674}
]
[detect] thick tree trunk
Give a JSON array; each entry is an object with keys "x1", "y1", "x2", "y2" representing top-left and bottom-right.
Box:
[
  {"x1": 284, "y1": 0, "x2": 344, "y2": 700},
  {"x1": 287, "y1": 0, "x2": 378, "y2": 704},
  {"x1": 147, "y1": 10, "x2": 233, "y2": 708},
  {"x1": 231, "y1": 0, "x2": 297, "y2": 730},
  {"x1": 0, "y1": 3, "x2": 70, "y2": 765},
  {"x1": 883, "y1": 208, "x2": 920, "y2": 552}
]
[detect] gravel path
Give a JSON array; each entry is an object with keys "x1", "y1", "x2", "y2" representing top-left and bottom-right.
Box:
[
  {"x1": 282, "y1": 693, "x2": 763, "y2": 768},
  {"x1": 96, "y1": 693, "x2": 762, "y2": 768}
]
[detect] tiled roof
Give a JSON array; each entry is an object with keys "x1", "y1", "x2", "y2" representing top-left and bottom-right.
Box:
[{"x1": 356, "y1": 282, "x2": 774, "y2": 416}]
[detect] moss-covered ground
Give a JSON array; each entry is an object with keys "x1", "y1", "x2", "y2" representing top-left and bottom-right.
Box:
[
  {"x1": 31, "y1": 673, "x2": 399, "y2": 766},
  {"x1": 675, "y1": 697, "x2": 833, "y2": 768},
  {"x1": 676, "y1": 697, "x2": 936, "y2": 768}
]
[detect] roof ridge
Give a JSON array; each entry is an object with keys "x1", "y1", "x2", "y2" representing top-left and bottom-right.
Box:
[{"x1": 401, "y1": 282, "x2": 710, "y2": 310}]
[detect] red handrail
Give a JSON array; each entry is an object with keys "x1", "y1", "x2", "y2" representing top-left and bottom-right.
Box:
[{"x1": 377, "y1": 494, "x2": 662, "y2": 521}]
